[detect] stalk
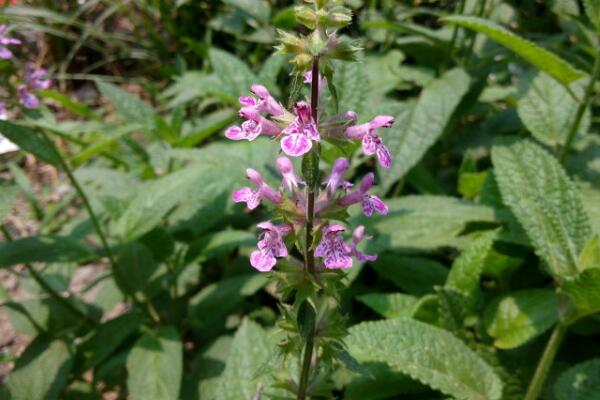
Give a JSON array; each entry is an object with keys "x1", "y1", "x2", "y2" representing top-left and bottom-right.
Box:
[
  {"x1": 523, "y1": 323, "x2": 568, "y2": 400},
  {"x1": 559, "y1": 46, "x2": 600, "y2": 163},
  {"x1": 297, "y1": 56, "x2": 320, "y2": 400},
  {"x1": 443, "y1": 0, "x2": 466, "y2": 69}
]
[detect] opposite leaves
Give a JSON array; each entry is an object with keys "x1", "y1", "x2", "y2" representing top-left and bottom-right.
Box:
[{"x1": 492, "y1": 138, "x2": 592, "y2": 279}]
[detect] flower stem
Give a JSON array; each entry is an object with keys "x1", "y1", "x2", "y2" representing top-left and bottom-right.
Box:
[
  {"x1": 523, "y1": 323, "x2": 568, "y2": 400},
  {"x1": 297, "y1": 56, "x2": 321, "y2": 400},
  {"x1": 443, "y1": 0, "x2": 466, "y2": 69},
  {"x1": 559, "y1": 45, "x2": 600, "y2": 164}
]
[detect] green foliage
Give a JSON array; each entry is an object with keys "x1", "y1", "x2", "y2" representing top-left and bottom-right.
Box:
[
  {"x1": 346, "y1": 318, "x2": 503, "y2": 400},
  {"x1": 0, "y1": 236, "x2": 96, "y2": 268},
  {"x1": 357, "y1": 292, "x2": 419, "y2": 318},
  {"x1": 0, "y1": 121, "x2": 61, "y2": 166},
  {"x1": 560, "y1": 268, "x2": 600, "y2": 318},
  {"x1": 554, "y1": 358, "x2": 600, "y2": 400}
]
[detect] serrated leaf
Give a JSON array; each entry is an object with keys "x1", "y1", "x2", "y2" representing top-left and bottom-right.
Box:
[
  {"x1": 517, "y1": 72, "x2": 590, "y2": 147},
  {"x1": 334, "y1": 60, "x2": 367, "y2": 114},
  {"x1": 379, "y1": 68, "x2": 470, "y2": 190},
  {"x1": 346, "y1": 318, "x2": 503, "y2": 400},
  {"x1": 219, "y1": 319, "x2": 275, "y2": 399},
  {"x1": 4, "y1": 336, "x2": 74, "y2": 400},
  {"x1": 357, "y1": 292, "x2": 419, "y2": 318},
  {"x1": 344, "y1": 362, "x2": 428, "y2": 400},
  {"x1": 352, "y1": 195, "x2": 497, "y2": 253},
  {"x1": 560, "y1": 267, "x2": 600, "y2": 317},
  {"x1": 492, "y1": 138, "x2": 592, "y2": 278},
  {"x1": 583, "y1": 0, "x2": 600, "y2": 31},
  {"x1": 126, "y1": 326, "x2": 182, "y2": 400},
  {"x1": 443, "y1": 16, "x2": 585, "y2": 84},
  {"x1": 209, "y1": 48, "x2": 257, "y2": 101},
  {"x1": 0, "y1": 120, "x2": 61, "y2": 165},
  {"x1": 0, "y1": 236, "x2": 96, "y2": 268},
  {"x1": 555, "y1": 358, "x2": 600, "y2": 400},
  {"x1": 96, "y1": 81, "x2": 155, "y2": 127},
  {"x1": 372, "y1": 255, "x2": 448, "y2": 296},
  {"x1": 483, "y1": 289, "x2": 559, "y2": 349}
]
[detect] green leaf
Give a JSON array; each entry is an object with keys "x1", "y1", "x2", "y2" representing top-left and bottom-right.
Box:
[
  {"x1": 380, "y1": 68, "x2": 470, "y2": 190},
  {"x1": 222, "y1": 0, "x2": 271, "y2": 23},
  {"x1": 219, "y1": 319, "x2": 275, "y2": 400},
  {"x1": 209, "y1": 48, "x2": 257, "y2": 101},
  {"x1": 357, "y1": 292, "x2": 419, "y2": 318},
  {"x1": 372, "y1": 255, "x2": 448, "y2": 296},
  {"x1": 517, "y1": 72, "x2": 590, "y2": 147},
  {"x1": 446, "y1": 230, "x2": 498, "y2": 308},
  {"x1": 442, "y1": 16, "x2": 585, "y2": 84},
  {"x1": 555, "y1": 358, "x2": 600, "y2": 400},
  {"x1": 344, "y1": 363, "x2": 428, "y2": 400},
  {"x1": 0, "y1": 236, "x2": 96, "y2": 268},
  {"x1": 483, "y1": 289, "x2": 559, "y2": 349},
  {"x1": 334, "y1": 60, "x2": 367, "y2": 114},
  {"x1": 297, "y1": 299, "x2": 317, "y2": 339},
  {"x1": 583, "y1": 0, "x2": 600, "y2": 31},
  {"x1": 113, "y1": 242, "x2": 162, "y2": 299},
  {"x1": 126, "y1": 326, "x2": 182, "y2": 400},
  {"x1": 0, "y1": 184, "x2": 18, "y2": 222},
  {"x1": 185, "y1": 230, "x2": 256, "y2": 264},
  {"x1": 578, "y1": 235, "x2": 600, "y2": 270},
  {"x1": 188, "y1": 274, "x2": 267, "y2": 337},
  {"x1": 353, "y1": 195, "x2": 497, "y2": 253},
  {"x1": 96, "y1": 81, "x2": 155, "y2": 127},
  {"x1": 258, "y1": 54, "x2": 287, "y2": 92},
  {"x1": 161, "y1": 72, "x2": 222, "y2": 108},
  {"x1": 4, "y1": 336, "x2": 74, "y2": 400},
  {"x1": 0, "y1": 121, "x2": 61, "y2": 166},
  {"x1": 181, "y1": 336, "x2": 232, "y2": 400},
  {"x1": 346, "y1": 318, "x2": 503, "y2": 400},
  {"x1": 492, "y1": 138, "x2": 592, "y2": 278},
  {"x1": 560, "y1": 267, "x2": 600, "y2": 317}
]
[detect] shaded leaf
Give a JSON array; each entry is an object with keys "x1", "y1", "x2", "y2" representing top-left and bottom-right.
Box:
[
  {"x1": 372, "y1": 255, "x2": 448, "y2": 296},
  {"x1": 96, "y1": 81, "x2": 154, "y2": 127},
  {"x1": 0, "y1": 236, "x2": 96, "y2": 268},
  {"x1": 0, "y1": 121, "x2": 61, "y2": 166},
  {"x1": 560, "y1": 267, "x2": 600, "y2": 317},
  {"x1": 554, "y1": 358, "x2": 600, "y2": 400},
  {"x1": 357, "y1": 292, "x2": 419, "y2": 318},
  {"x1": 209, "y1": 48, "x2": 257, "y2": 101}
]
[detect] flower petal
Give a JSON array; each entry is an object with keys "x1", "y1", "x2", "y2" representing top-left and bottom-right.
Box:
[
  {"x1": 281, "y1": 133, "x2": 312, "y2": 157},
  {"x1": 376, "y1": 143, "x2": 392, "y2": 168},
  {"x1": 250, "y1": 250, "x2": 276, "y2": 272}
]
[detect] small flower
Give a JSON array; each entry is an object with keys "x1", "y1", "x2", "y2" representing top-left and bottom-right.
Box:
[
  {"x1": 315, "y1": 224, "x2": 353, "y2": 269},
  {"x1": 345, "y1": 115, "x2": 394, "y2": 168},
  {"x1": 0, "y1": 25, "x2": 21, "y2": 60},
  {"x1": 250, "y1": 85, "x2": 285, "y2": 117},
  {"x1": 24, "y1": 64, "x2": 51, "y2": 90},
  {"x1": 349, "y1": 226, "x2": 377, "y2": 262},
  {"x1": 250, "y1": 221, "x2": 291, "y2": 272},
  {"x1": 276, "y1": 156, "x2": 303, "y2": 191},
  {"x1": 281, "y1": 102, "x2": 319, "y2": 157},
  {"x1": 18, "y1": 85, "x2": 39, "y2": 109},
  {"x1": 225, "y1": 109, "x2": 281, "y2": 141},
  {"x1": 0, "y1": 102, "x2": 7, "y2": 120},
  {"x1": 339, "y1": 173, "x2": 388, "y2": 217},
  {"x1": 324, "y1": 157, "x2": 349, "y2": 195},
  {"x1": 233, "y1": 168, "x2": 282, "y2": 210}
]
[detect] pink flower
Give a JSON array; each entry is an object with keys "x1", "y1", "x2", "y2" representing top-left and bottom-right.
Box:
[
  {"x1": 339, "y1": 173, "x2": 388, "y2": 217},
  {"x1": 250, "y1": 85, "x2": 285, "y2": 117},
  {"x1": 225, "y1": 107, "x2": 281, "y2": 141},
  {"x1": 276, "y1": 156, "x2": 303, "y2": 191},
  {"x1": 349, "y1": 226, "x2": 377, "y2": 262},
  {"x1": 324, "y1": 157, "x2": 349, "y2": 195},
  {"x1": 18, "y1": 85, "x2": 39, "y2": 109},
  {"x1": 0, "y1": 25, "x2": 21, "y2": 60},
  {"x1": 280, "y1": 102, "x2": 319, "y2": 157},
  {"x1": 250, "y1": 221, "x2": 291, "y2": 272},
  {"x1": 24, "y1": 64, "x2": 51, "y2": 90},
  {"x1": 315, "y1": 224, "x2": 353, "y2": 269},
  {"x1": 233, "y1": 168, "x2": 282, "y2": 210},
  {"x1": 0, "y1": 102, "x2": 7, "y2": 120},
  {"x1": 345, "y1": 115, "x2": 394, "y2": 168}
]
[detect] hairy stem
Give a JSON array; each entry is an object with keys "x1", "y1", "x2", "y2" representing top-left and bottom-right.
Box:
[
  {"x1": 524, "y1": 323, "x2": 568, "y2": 400},
  {"x1": 297, "y1": 57, "x2": 320, "y2": 400},
  {"x1": 559, "y1": 46, "x2": 600, "y2": 163},
  {"x1": 1, "y1": 224, "x2": 97, "y2": 328}
]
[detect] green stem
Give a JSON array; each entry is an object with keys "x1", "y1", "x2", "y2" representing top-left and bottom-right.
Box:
[
  {"x1": 443, "y1": 0, "x2": 466, "y2": 69},
  {"x1": 297, "y1": 329, "x2": 315, "y2": 400},
  {"x1": 523, "y1": 323, "x2": 568, "y2": 400},
  {"x1": 559, "y1": 47, "x2": 600, "y2": 163},
  {"x1": 1, "y1": 225, "x2": 97, "y2": 328},
  {"x1": 463, "y1": 0, "x2": 488, "y2": 65}
]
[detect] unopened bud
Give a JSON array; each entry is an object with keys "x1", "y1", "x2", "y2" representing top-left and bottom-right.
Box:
[
  {"x1": 276, "y1": 30, "x2": 306, "y2": 55},
  {"x1": 295, "y1": 6, "x2": 316, "y2": 29}
]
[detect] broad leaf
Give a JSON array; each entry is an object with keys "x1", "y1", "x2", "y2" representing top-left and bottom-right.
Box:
[
  {"x1": 583, "y1": 0, "x2": 600, "y2": 31},
  {"x1": 334, "y1": 60, "x2": 367, "y2": 114},
  {"x1": 555, "y1": 358, "x2": 600, "y2": 400},
  {"x1": 181, "y1": 336, "x2": 232, "y2": 400},
  {"x1": 219, "y1": 319, "x2": 276, "y2": 399},
  {"x1": 96, "y1": 81, "x2": 154, "y2": 127},
  {"x1": 126, "y1": 326, "x2": 182, "y2": 400},
  {"x1": 4, "y1": 336, "x2": 74, "y2": 400},
  {"x1": 184, "y1": 230, "x2": 255, "y2": 263},
  {"x1": 380, "y1": 68, "x2": 470, "y2": 190},
  {"x1": 0, "y1": 120, "x2": 61, "y2": 166},
  {"x1": 346, "y1": 318, "x2": 503, "y2": 400},
  {"x1": 357, "y1": 293, "x2": 419, "y2": 318},
  {"x1": 560, "y1": 267, "x2": 600, "y2": 317},
  {"x1": 517, "y1": 72, "x2": 590, "y2": 147},
  {"x1": 492, "y1": 138, "x2": 592, "y2": 278},
  {"x1": 209, "y1": 48, "x2": 257, "y2": 101},
  {"x1": 443, "y1": 16, "x2": 585, "y2": 84},
  {"x1": 352, "y1": 195, "x2": 496, "y2": 253},
  {"x1": 0, "y1": 236, "x2": 96, "y2": 268},
  {"x1": 372, "y1": 255, "x2": 448, "y2": 296},
  {"x1": 483, "y1": 289, "x2": 559, "y2": 349},
  {"x1": 113, "y1": 242, "x2": 162, "y2": 299}
]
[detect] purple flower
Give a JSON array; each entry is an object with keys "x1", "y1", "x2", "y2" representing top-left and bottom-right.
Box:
[
  {"x1": 324, "y1": 157, "x2": 349, "y2": 195},
  {"x1": 24, "y1": 64, "x2": 51, "y2": 90},
  {"x1": 345, "y1": 115, "x2": 394, "y2": 168},
  {"x1": 0, "y1": 102, "x2": 7, "y2": 120},
  {"x1": 276, "y1": 156, "x2": 303, "y2": 191},
  {"x1": 339, "y1": 173, "x2": 388, "y2": 217},
  {"x1": 249, "y1": 85, "x2": 285, "y2": 116},
  {"x1": 18, "y1": 85, "x2": 39, "y2": 109},
  {"x1": 315, "y1": 224, "x2": 353, "y2": 269},
  {"x1": 233, "y1": 168, "x2": 282, "y2": 210},
  {"x1": 281, "y1": 102, "x2": 320, "y2": 157},
  {"x1": 225, "y1": 107, "x2": 281, "y2": 141},
  {"x1": 349, "y1": 226, "x2": 377, "y2": 262},
  {"x1": 0, "y1": 25, "x2": 21, "y2": 60},
  {"x1": 250, "y1": 221, "x2": 291, "y2": 272}
]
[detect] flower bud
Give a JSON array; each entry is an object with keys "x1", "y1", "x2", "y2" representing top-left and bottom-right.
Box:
[
  {"x1": 276, "y1": 30, "x2": 306, "y2": 55},
  {"x1": 295, "y1": 6, "x2": 317, "y2": 30},
  {"x1": 324, "y1": 35, "x2": 361, "y2": 61},
  {"x1": 290, "y1": 53, "x2": 313, "y2": 70}
]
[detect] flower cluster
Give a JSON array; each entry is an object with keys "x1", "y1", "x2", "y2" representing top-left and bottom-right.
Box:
[{"x1": 227, "y1": 80, "x2": 392, "y2": 272}]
